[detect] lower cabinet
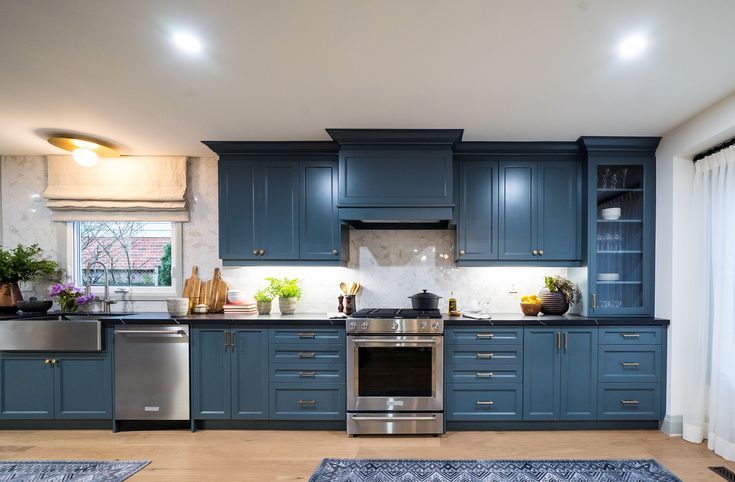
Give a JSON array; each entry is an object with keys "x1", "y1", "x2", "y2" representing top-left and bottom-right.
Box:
[
  {"x1": 191, "y1": 324, "x2": 345, "y2": 423},
  {"x1": 446, "y1": 383, "x2": 522, "y2": 420},
  {"x1": 523, "y1": 327, "x2": 598, "y2": 420},
  {"x1": 191, "y1": 325, "x2": 268, "y2": 420},
  {"x1": 0, "y1": 351, "x2": 112, "y2": 420}
]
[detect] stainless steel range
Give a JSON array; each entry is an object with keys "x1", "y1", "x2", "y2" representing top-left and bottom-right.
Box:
[{"x1": 346, "y1": 308, "x2": 444, "y2": 436}]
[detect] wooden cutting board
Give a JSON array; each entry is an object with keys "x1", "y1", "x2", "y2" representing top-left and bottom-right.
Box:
[
  {"x1": 201, "y1": 268, "x2": 228, "y2": 313},
  {"x1": 182, "y1": 266, "x2": 202, "y2": 301}
]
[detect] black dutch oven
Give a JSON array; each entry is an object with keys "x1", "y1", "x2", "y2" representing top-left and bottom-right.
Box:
[{"x1": 408, "y1": 289, "x2": 442, "y2": 310}]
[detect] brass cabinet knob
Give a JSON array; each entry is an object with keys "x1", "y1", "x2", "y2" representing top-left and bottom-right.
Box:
[
  {"x1": 44, "y1": 359, "x2": 51, "y2": 365},
  {"x1": 532, "y1": 249, "x2": 539, "y2": 255},
  {"x1": 459, "y1": 250, "x2": 465, "y2": 256},
  {"x1": 332, "y1": 249, "x2": 338, "y2": 255},
  {"x1": 539, "y1": 249, "x2": 544, "y2": 256},
  {"x1": 50, "y1": 359, "x2": 57, "y2": 365}
]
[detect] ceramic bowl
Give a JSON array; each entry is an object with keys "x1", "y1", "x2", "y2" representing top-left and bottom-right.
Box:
[
  {"x1": 227, "y1": 290, "x2": 247, "y2": 304},
  {"x1": 597, "y1": 273, "x2": 621, "y2": 281},
  {"x1": 601, "y1": 207, "x2": 622, "y2": 220},
  {"x1": 167, "y1": 297, "x2": 189, "y2": 317}
]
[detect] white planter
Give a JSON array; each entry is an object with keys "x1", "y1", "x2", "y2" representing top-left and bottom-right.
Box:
[
  {"x1": 279, "y1": 297, "x2": 297, "y2": 315},
  {"x1": 257, "y1": 300, "x2": 272, "y2": 315}
]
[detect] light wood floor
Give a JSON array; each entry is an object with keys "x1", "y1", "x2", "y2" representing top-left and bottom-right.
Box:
[{"x1": 0, "y1": 429, "x2": 733, "y2": 481}]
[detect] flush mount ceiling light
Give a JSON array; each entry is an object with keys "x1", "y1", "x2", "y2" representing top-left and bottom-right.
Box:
[
  {"x1": 172, "y1": 32, "x2": 203, "y2": 55},
  {"x1": 617, "y1": 34, "x2": 647, "y2": 59},
  {"x1": 47, "y1": 135, "x2": 119, "y2": 167}
]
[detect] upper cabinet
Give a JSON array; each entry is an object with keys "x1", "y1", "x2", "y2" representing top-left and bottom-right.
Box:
[
  {"x1": 455, "y1": 143, "x2": 582, "y2": 265},
  {"x1": 580, "y1": 137, "x2": 660, "y2": 317},
  {"x1": 205, "y1": 141, "x2": 346, "y2": 265}
]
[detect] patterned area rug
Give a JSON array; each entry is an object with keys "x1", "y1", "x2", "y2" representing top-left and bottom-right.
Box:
[
  {"x1": 0, "y1": 461, "x2": 149, "y2": 481},
  {"x1": 309, "y1": 459, "x2": 682, "y2": 482}
]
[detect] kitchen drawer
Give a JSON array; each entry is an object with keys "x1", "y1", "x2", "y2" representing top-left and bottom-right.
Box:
[
  {"x1": 446, "y1": 345, "x2": 522, "y2": 364},
  {"x1": 598, "y1": 383, "x2": 661, "y2": 420},
  {"x1": 269, "y1": 327, "x2": 344, "y2": 345},
  {"x1": 446, "y1": 383, "x2": 522, "y2": 421},
  {"x1": 445, "y1": 363, "x2": 522, "y2": 384},
  {"x1": 598, "y1": 345, "x2": 661, "y2": 383},
  {"x1": 270, "y1": 365, "x2": 345, "y2": 384},
  {"x1": 598, "y1": 326, "x2": 662, "y2": 345},
  {"x1": 269, "y1": 344, "x2": 345, "y2": 365},
  {"x1": 269, "y1": 383, "x2": 345, "y2": 420},
  {"x1": 445, "y1": 328, "x2": 523, "y2": 346}
]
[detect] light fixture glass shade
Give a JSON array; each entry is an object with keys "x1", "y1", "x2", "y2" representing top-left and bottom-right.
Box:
[{"x1": 72, "y1": 147, "x2": 99, "y2": 167}]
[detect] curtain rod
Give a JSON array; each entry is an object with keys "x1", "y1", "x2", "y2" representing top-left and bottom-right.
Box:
[{"x1": 693, "y1": 136, "x2": 735, "y2": 162}]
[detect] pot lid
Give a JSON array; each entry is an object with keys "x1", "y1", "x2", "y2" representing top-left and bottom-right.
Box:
[{"x1": 408, "y1": 289, "x2": 441, "y2": 300}]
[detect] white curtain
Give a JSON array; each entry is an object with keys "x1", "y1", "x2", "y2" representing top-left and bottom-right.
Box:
[{"x1": 683, "y1": 144, "x2": 735, "y2": 461}]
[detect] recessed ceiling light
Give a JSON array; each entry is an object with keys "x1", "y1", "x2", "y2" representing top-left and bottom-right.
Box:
[
  {"x1": 172, "y1": 32, "x2": 203, "y2": 55},
  {"x1": 617, "y1": 34, "x2": 647, "y2": 59}
]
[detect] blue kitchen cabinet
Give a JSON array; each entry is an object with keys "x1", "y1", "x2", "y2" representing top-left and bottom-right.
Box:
[
  {"x1": 523, "y1": 327, "x2": 597, "y2": 421},
  {"x1": 0, "y1": 353, "x2": 55, "y2": 419},
  {"x1": 258, "y1": 161, "x2": 299, "y2": 260},
  {"x1": 0, "y1": 351, "x2": 111, "y2": 420},
  {"x1": 456, "y1": 160, "x2": 499, "y2": 260},
  {"x1": 54, "y1": 353, "x2": 112, "y2": 419},
  {"x1": 580, "y1": 137, "x2": 659, "y2": 317},
  {"x1": 218, "y1": 158, "x2": 258, "y2": 261},
  {"x1": 300, "y1": 160, "x2": 345, "y2": 261},
  {"x1": 231, "y1": 328, "x2": 269, "y2": 419},
  {"x1": 191, "y1": 326, "x2": 232, "y2": 419},
  {"x1": 499, "y1": 160, "x2": 580, "y2": 261},
  {"x1": 191, "y1": 326, "x2": 268, "y2": 420}
]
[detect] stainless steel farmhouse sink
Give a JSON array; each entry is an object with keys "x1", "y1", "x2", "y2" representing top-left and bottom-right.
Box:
[{"x1": 0, "y1": 316, "x2": 103, "y2": 351}]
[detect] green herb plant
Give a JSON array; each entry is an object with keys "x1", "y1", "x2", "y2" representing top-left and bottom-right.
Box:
[
  {"x1": 254, "y1": 288, "x2": 273, "y2": 303},
  {"x1": 265, "y1": 277, "x2": 302, "y2": 300},
  {"x1": 544, "y1": 275, "x2": 580, "y2": 305},
  {"x1": 0, "y1": 244, "x2": 59, "y2": 283}
]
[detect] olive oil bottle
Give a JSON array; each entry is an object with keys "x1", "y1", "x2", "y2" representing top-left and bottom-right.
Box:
[{"x1": 448, "y1": 291, "x2": 458, "y2": 316}]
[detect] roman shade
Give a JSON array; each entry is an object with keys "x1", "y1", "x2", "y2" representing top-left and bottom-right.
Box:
[{"x1": 43, "y1": 156, "x2": 188, "y2": 221}]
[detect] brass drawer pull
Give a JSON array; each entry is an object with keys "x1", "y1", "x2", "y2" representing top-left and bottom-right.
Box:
[
  {"x1": 298, "y1": 399, "x2": 316, "y2": 405},
  {"x1": 475, "y1": 372, "x2": 494, "y2": 378},
  {"x1": 475, "y1": 333, "x2": 494, "y2": 339},
  {"x1": 298, "y1": 371, "x2": 316, "y2": 378},
  {"x1": 621, "y1": 362, "x2": 640, "y2": 367},
  {"x1": 298, "y1": 332, "x2": 316, "y2": 339},
  {"x1": 620, "y1": 399, "x2": 640, "y2": 405},
  {"x1": 475, "y1": 353, "x2": 494, "y2": 359},
  {"x1": 298, "y1": 352, "x2": 316, "y2": 359},
  {"x1": 476, "y1": 401, "x2": 495, "y2": 406},
  {"x1": 621, "y1": 333, "x2": 640, "y2": 338}
]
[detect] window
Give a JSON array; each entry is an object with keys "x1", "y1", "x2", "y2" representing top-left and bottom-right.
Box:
[{"x1": 68, "y1": 221, "x2": 182, "y2": 297}]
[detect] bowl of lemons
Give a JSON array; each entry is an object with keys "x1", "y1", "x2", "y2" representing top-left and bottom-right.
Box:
[{"x1": 520, "y1": 294, "x2": 543, "y2": 316}]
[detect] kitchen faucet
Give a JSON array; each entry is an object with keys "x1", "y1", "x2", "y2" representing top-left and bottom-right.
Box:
[{"x1": 86, "y1": 261, "x2": 117, "y2": 314}]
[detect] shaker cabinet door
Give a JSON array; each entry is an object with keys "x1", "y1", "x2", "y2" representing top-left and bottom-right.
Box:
[
  {"x1": 499, "y1": 162, "x2": 537, "y2": 260},
  {"x1": 0, "y1": 354, "x2": 54, "y2": 419},
  {"x1": 559, "y1": 328, "x2": 597, "y2": 420},
  {"x1": 523, "y1": 328, "x2": 560, "y2": 420},
  {"x1": 457, "y1": 161, "x2": 499, "y2": 260},
  {"x1": 191, "y1": 327, "x2": 231, "y2": 419},
  {"x1": 231, "y1": 328, "x2": 269, "y2": 419},
  {"x1": 300, "y1": 160, "x2": 341, "y2": 260},
  {"x1": 54, "y1": 353, "x2": 112, "y2": 419},
  {"x1": 258, "y1": 161, "x2": 299, "y2": 260},
  {"x1": 537, "y1": 161, "x2": 580, "y2": 260},
  {"x1": 218, "y1": 159, "x2": 258, "y2": 260}
]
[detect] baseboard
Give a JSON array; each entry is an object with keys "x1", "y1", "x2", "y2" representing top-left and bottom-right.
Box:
[{"x1": 660, "y1": 414, "x2": 683, "y2": 436}]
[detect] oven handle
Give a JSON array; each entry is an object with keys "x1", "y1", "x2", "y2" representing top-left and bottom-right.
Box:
[
  {"x1": 351, "y1": 415, "x2": 437, "y2": 421},
  {"x1": 350, "y1": 338, "x2": 437, "y2": 344}
]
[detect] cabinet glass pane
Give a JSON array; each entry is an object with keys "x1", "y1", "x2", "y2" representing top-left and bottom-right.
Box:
[{"x1": 595, "y1": 165, "x2": 644, "y2": 309}]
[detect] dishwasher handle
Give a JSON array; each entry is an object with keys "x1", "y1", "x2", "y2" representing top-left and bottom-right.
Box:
[{"x1": 115, "y1": 329, "x2": 187, "y2": 336}]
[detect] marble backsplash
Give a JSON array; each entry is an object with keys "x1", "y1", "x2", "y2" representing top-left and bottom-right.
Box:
[{"x1": 0, "y1": 155, "x2": 566, "y2": 314}]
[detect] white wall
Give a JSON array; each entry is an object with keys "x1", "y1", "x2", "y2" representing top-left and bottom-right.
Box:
[
  {"x1": 0, "y1": 155, "x2": 564, "y2": 314},
  {"x1": 656, "y1": 91, "x2": 735, "y2": 435}
]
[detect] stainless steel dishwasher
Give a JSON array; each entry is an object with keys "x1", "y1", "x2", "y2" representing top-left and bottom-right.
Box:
[{"x1": 114, "y1": 324, "x2": 190, "y2": 420}]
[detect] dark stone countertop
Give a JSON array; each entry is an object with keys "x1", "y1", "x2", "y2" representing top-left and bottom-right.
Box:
[{"x1": 0, "y1": 311, "x2": 669, "y2": 326}]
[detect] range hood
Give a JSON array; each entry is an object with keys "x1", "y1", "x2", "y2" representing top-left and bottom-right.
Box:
[{"x1": 327, "y1": 129, "x2": 463, "y2": 229}]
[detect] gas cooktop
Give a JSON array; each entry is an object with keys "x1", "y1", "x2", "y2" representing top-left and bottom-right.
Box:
[{"x1": 350, "y1": 308, "x2": 442, "y2": 319}]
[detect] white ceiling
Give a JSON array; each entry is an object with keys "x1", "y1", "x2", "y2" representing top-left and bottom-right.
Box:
[{"x1": 1, "y1": 0, "x2": 734, "y2": 156}]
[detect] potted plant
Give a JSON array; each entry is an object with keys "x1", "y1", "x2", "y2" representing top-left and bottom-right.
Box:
[
  {"x1": 0, "y1": 244, "x2": 58, "y2": 312},
  {"x1": 254, "y1": 288, "x2": 273, "y2": 315},
  {"x1": 540, "y1": 275, "x2": 580, "y2": 315},
  {"x1": 267, "y1": 277, "x2": 302, "y2": 315},
  {"x1": 49, "y1": 282, "x2": 98, "y2": 313}
]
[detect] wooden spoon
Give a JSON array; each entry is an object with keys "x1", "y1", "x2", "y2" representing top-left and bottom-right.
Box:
[
  {"x1": 339, "y1": 282, "x2": 348, "y2": 295},
  {"x1": 353, "y1": 282, "x2": 361, "y2": 295},
  {"x1": 349, "y1": 282, "x2": 357, "y2": 296}
]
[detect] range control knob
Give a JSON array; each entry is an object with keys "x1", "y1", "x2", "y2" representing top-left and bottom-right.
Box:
[
  {"x1": 361, "y1": 322, "x2": 369, "y2": 330},
  {"x1": 348, "y1": 322, "x2": 357, "y2": 331},
  {"x1": 419, "y1": 320, "x2": 428, "y2": 330},
  {"x1": 391, "y1": 321, "x2": 399, "y2": 331},
  {"x1": 431, "y1": 321, "x2": 440, "y2": 331}
]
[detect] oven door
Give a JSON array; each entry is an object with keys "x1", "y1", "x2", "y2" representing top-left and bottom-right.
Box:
[{"x1": 347, "y1": 335, "x2": 443, "y2": 412}]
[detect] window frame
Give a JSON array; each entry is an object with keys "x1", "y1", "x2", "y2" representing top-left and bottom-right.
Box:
[{"x1": 65, "y1": 221, "x2": 183, "y2": 300}]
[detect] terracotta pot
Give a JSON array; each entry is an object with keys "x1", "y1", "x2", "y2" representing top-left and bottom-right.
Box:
[
  {"x1": 279, "y1": 297, "x2": 297, "y2": 315},
  {"x1": 540, "y1": 290, "x2": 569, "y2": 315},
  {"x1": 0, "y1": 282, "x2": 23, "y2": 313},
  {"x1": 256, "y1": 300, "x2": 272, "y2": 315}
]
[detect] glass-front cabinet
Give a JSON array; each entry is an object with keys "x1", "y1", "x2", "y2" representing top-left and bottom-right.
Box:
[{"x1": 581, "y1": 137, "x2": 659, "y2": 317}]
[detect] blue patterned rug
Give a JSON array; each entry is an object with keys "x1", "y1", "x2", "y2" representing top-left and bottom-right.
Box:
[
  {"x1": 309, "y1": 459, "x2": 681, "y2": 481},
  {"x1": 0, "y1": 461, "x2": 149, "y2": 481}
]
